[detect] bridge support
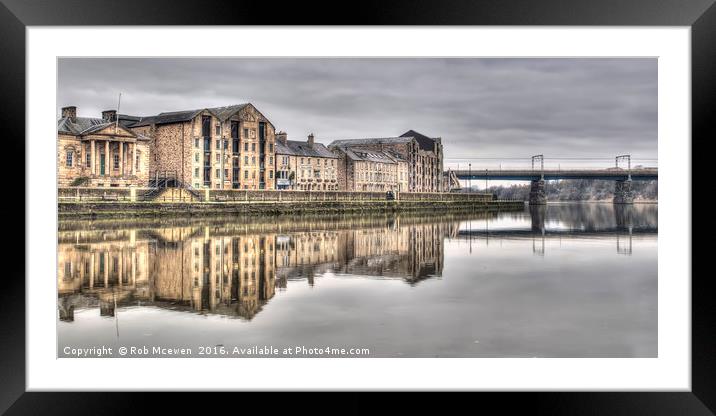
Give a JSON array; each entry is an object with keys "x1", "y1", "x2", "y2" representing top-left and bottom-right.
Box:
[
  {"x1": 529, "y1": 204, "x2": 546, "y2": 233},
  {"x1": 613, "y1": 179, "x2": 634, "y2": 204},
  {"x1": 529, "y1": 180, "x2": 547, "y2": 205}
]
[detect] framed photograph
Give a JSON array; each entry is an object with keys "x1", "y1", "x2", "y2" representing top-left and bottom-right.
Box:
[{"x1": 3, "y1": 0, "x2": 709, "y2": 412}]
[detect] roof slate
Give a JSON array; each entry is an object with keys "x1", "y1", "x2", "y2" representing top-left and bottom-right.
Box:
[
  {"x1": 57, "y1": 117, "x2": 113, "y2": 135},
  {"x1": 328, "y1": 137, "x2": 415, "y2": 148},
  {"x1": 275, "y1": 140, "x2": 338, "y2": 159},
  {"x1": 128, "y1": 104, "x2": 251, "y2": 127},
  {"x1": 400, "y1": 130, "x2": 438, "y2": 151}
]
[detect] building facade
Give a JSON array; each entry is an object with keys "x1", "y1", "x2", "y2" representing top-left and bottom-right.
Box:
[
  {"x1": 330, "y1": 145, "x2": 409, "y2": 192},
  {"x1": 127, "y1": 103, "x2": 277, "y2": 190},
  {"x1": 57, "y1": 107, "x2": 151, "y2": 187},
  {"x1": 274, "y1": 133, "x2": 339, "y2": 190},
  {"x1": 328, "y1": 130, "x2": 444, "y2": 192}
]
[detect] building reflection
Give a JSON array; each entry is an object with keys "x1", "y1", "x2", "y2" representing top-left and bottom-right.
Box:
[{"x1": 58, "y1": 214, "x2": 462, "y2": 321}]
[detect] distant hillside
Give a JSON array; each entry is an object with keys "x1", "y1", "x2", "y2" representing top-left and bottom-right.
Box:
[{"x1": 470, "y1": 179, "x2": 658, "y2": 201}]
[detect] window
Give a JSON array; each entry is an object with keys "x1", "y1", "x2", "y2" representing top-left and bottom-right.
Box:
[
  {"x1": 252, "y1": 156, "x2": 255, "y2": 165},
  {"x1": 216, "y1": 169, "x2": 220, "y2": 178},
  {"x1": 251, "y1": 143, "x2": 256, "y2": 152},
  {"x1": 244, "y1": 142, "x2": 248, "y2": 151},
  {"x1": 202, "y1": 116, "x2": 211, "y2": 138},
  {"x1": 269, "y1": 156, "x2": 273, "y2": 165},
  {"x1": 244, "y1": 170, "x2": 248, "y2": 179},
  {"x1": 269, "y1": 170, "x2": 273, "y2": 179},
  {"x1": 224, "y1": 169, "x2": 229, "y2": 178},
  {"x1": 66, "y1": 151, "x2": 73, "y2": 167},
  {"x1": 136, "y1": 152, "x2": 141, "y2": 171},
  {"x1": 244, "y1": 156, "x2": 249, "y2": 165},
  {"x1": 85, "y1": 152, "x2": 91, "y2": 168},
  {"x1": 194, "y1": 168, "x2": 199, "y2": 178},
  {"x1": 216, "y1": 140, "x2": 221, "y2": 150},
  {"x1": 259, "y1": 122, "x2": 266, "y2": 141},
  {"x1": 113, "y1": 153, "x2": 120, "y2": 169},
  {"x1": 195, "y1": 153, "x2": 200, "y2": 163},
  {"x1": 215, "y1": 125, "x2": 221, "y2": 136},
  {"x1": 195, "y1": 138, "x2": 199, "y2": 148},
  {"x1": 269, "y1": 143, "x2": 274, "y2": 152},
  {"x1": 215, "y1": 154, "x2": 220, "y2": 162},
  {"x1": 243, "y1": 128, "x2": 248, "y2": 138}
]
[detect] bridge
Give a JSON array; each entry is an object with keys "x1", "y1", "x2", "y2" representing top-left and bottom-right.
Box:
[{"x1": 445, "y1": 155, "x2": 657, "y2": 205}]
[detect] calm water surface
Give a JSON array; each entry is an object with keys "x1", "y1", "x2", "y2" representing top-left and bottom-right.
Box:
[{"x1": 57, "y1": 203, "x2": 657, "y2": 357}]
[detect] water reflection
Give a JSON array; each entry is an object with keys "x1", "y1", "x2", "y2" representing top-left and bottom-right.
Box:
[
  {"x1": 58, "y1": 204, "x2": 657, "y2": 357},
  {"x1": 58, "y1": 213, "x2": 464, "y2": 322}
]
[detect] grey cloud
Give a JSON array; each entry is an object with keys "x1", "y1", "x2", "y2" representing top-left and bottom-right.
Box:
[{"x1": 58, "y1": 58, "x2": 657, "y2": 165}]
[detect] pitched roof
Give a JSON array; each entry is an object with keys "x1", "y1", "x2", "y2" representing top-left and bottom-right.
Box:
[
  {"x1": 328, "y1": 136, "x2": 415, "y2": 147},
  {"x1": 57, "y1": 117, "x2": 113, "y2": 135},
  {"x1": 400, "y1": 130, "x2": 438, "y2": 151},
  {"x1": 275, "y1": 140, "x2": 338, "y2": 159},
  {"x1": 333, "y1": 147, "x2": 405, "y2": 164},
  {"x1": 129, "y1": 109, "x2": 203, "y2": 127},
  {"x1": 127, "y1": 104, "x2": 253, "y2": 127},
  {"x1": 57, "y1": 116, "x2": 144, "y2": 139}
]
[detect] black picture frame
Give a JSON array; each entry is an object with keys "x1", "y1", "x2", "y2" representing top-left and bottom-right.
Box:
[{"x1": 1, "y1": 0, "x2": 710, "y2": 413}]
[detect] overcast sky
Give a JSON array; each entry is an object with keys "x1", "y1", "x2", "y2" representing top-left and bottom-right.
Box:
[{"x1": 58, "y1": 58, "x2": 657, "y2": 168}]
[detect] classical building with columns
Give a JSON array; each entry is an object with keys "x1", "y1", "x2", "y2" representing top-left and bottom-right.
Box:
[
  {"x1": 57, "y1": 106, "x2": 151, "y2": 187},
  {"x1": 126, "y1": 103, "x2": 277, "y2": 190}
]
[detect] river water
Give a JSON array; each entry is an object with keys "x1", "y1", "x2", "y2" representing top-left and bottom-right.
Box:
[{"x1": 57, "y1": 203, "x2": 657, "y2": 357}]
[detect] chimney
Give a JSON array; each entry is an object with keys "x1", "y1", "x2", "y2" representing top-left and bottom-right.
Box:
[
  {"x1": 102, "y1": 110, "x2": 117, "y2": 122},
  {"x1": 276, "y1": 131, "x2": 288, "y2": 145},
  {"x1": 308, "y1": 133, "x2": 315, "y2": 148},
  {"x1": 61, "y1": 106, "x2": 77, "y2": 121}
]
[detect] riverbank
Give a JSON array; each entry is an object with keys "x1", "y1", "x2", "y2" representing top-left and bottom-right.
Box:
[{"x1": 58, "y1": 199, "x2": 525, "y2": 220}]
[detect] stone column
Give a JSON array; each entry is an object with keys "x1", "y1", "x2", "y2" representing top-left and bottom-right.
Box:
[
  {"x1": 104, "y1": 141, "x2": 110, "y2": 177},
  {"x1": 529, "y1": 179, "x2": 547, "y2": 205},
  {"x1": 119, "y1": 141, "x2": 124, "y2": 177},
  {"x1": 129, "y1": 143, "x2": 135, "y2": 176},
  {"x1": 89, "y1": 252, "x2": 95, "y2": 289},
  {"x1": 90, "y1": 140, "x2": 96, "y2": 175},
  {"x1": 103, "y1": 252, "x2": 109, "y2": 287},
  {"x1": 613, "y1": 179, "x2": 634, "y2": 204}
]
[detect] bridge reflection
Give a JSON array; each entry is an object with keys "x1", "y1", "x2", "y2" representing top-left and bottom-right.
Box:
[
  {"x1": 58, "y1": 206, "x2": 656, "y2": 322},
  {"x1": 454, "y1": 204, "x2": 656, "y2": 256}
]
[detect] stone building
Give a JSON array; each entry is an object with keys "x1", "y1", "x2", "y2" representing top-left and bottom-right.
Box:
[
  {"x1": 57, "y1": 106, "x2": 151, "y2": 187},
  {"x1": 330, "y1": 145, "x2": 409, "y2": 192},
  {"x1": 328, "y1": 130, "x2": 444, "y2": 192},
  {"x1": 274, "y1": 132, "x2": 339, "y2": 190},
  {"x1": 126, "y1": 103, "x2": 277, "y2": 190}
]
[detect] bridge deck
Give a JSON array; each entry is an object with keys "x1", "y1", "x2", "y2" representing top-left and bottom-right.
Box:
[{"x1": 451, "y1": 168, "x2": 657, "y2": 181}]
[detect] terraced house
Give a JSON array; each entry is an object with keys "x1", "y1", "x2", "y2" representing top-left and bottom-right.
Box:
[
  {"x1": 274, "y1": 132, "x2": 339, "y2": 190},
  {"x1": 125, "y1": 103, "x2": 277, "y2": 190},
  {"x1": 57, "y1": 106, "x2": 151, "y2": 187},
  {"x1": 328, "y1": 130, "x2": 444, "y2": 193}
]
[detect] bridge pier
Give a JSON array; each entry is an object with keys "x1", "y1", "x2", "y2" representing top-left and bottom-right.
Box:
[
  {"x1": 613, "y1": 179, "x2": 634, "y2": 204},
  {"x1": 529, "y1": 204, "x2": 546, "y2": 233},
  {"x1": 529, "y1": 180, "x2": 547, "y2": 205}
]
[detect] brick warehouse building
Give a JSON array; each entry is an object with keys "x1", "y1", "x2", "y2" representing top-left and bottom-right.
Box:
[
  {"x1": 274, "y1": 132, "x2": 339, "y2": 190},
  {"x1": 125, "y1": 103, "x2": 277, "y2": 190},
  {"x1": 328, "y1": 130, "x2": 444, "y2": 192},
  {"x1": 57, "y1": 106, "x2": 151, "y2": 187},
  {"x1": 330, "y1": 145, "x2": 409, "y2": 192}
]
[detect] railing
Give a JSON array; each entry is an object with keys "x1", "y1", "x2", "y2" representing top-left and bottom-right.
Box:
[{"x1": 58, "y1": 187, "x2": 525, "y2": 204}]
